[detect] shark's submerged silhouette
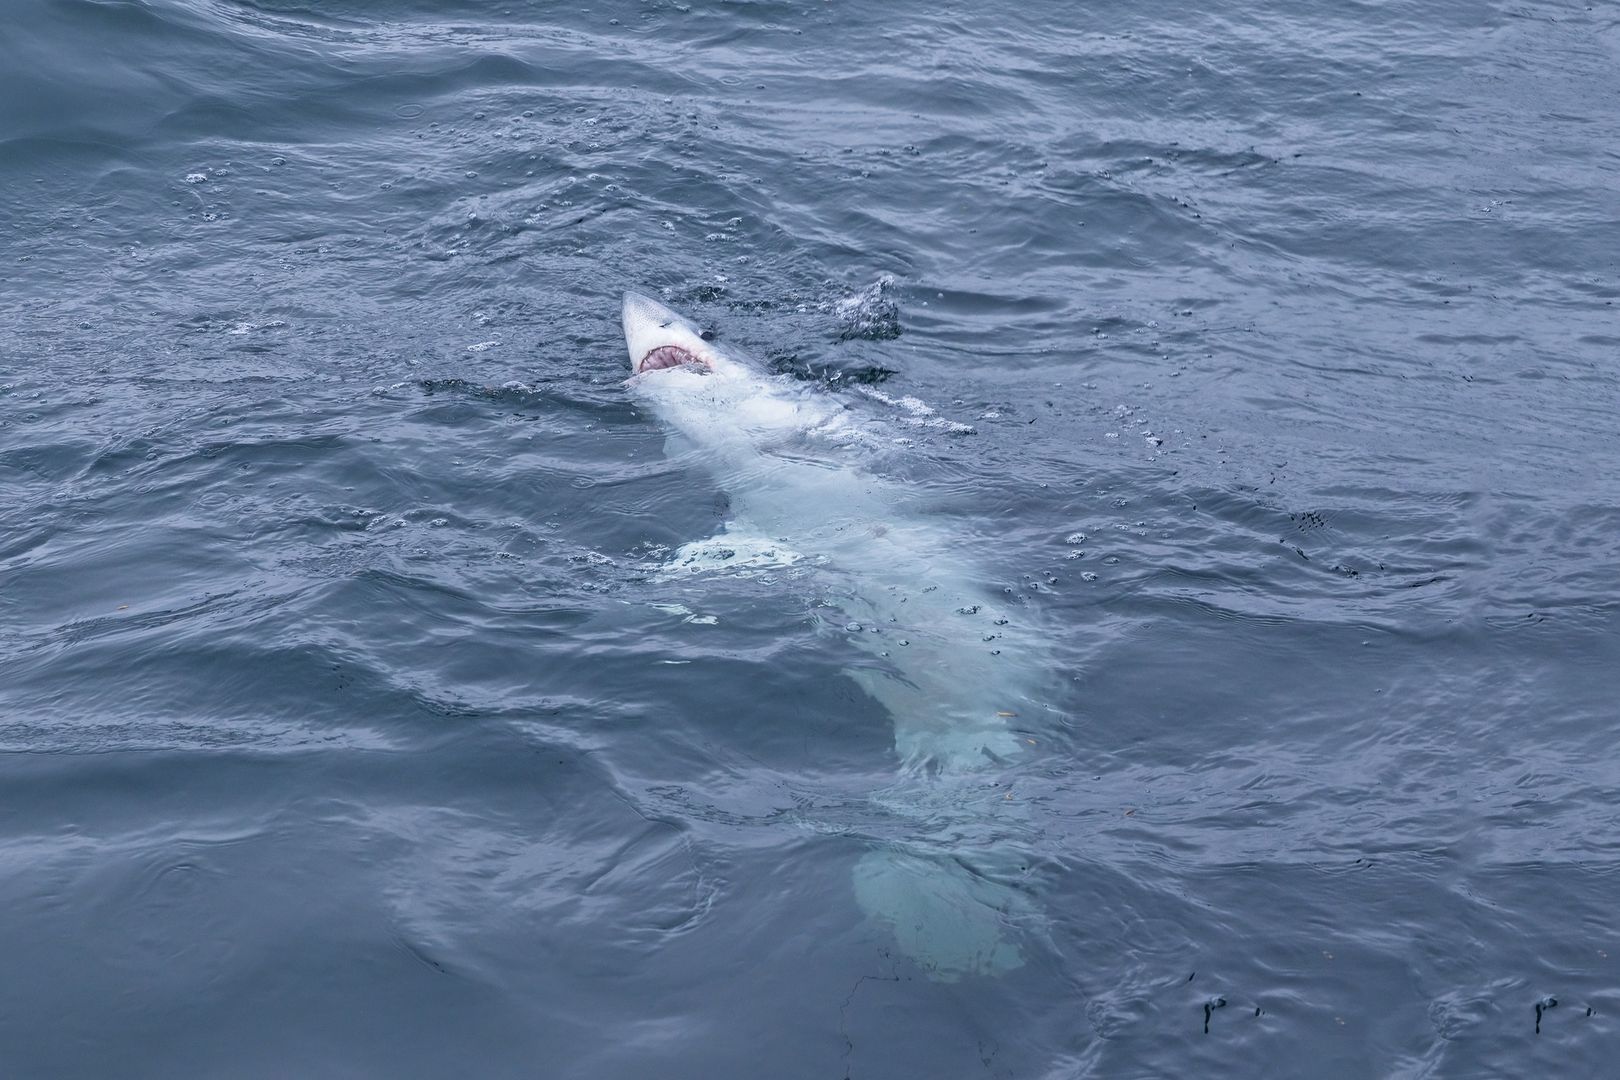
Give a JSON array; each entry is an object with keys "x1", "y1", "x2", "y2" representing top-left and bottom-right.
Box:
[{"x1": 621, "y1": 290, "x2": 1051, "y2": 978}]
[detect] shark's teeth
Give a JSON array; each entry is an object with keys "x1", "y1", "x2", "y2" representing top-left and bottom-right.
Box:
[{"x1": 639, "y1": 344, "x2": 706, "y2": 373}]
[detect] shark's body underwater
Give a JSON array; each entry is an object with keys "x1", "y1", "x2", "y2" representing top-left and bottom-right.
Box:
[{"x1": 620, "y1": 291, "x2": 1049, "y2": 978}]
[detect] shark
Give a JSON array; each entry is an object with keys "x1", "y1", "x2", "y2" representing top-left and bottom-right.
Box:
[{"x1": 620, "y1": 290, "x2": 1048, "y2": 979}]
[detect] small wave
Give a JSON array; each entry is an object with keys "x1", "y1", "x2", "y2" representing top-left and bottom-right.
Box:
[
  {"x1": 832, "y1": 276, "x2": 903, "y2": 342},
  {"x1": 856, "y1": 386, "x2": 976, "y2": 435}
]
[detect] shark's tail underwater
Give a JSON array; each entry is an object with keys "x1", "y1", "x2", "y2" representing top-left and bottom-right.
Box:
[
  {"x1": 836, "y1": 559, "x2": 1051, "y2": 980},
  {"x1": 619, "y1": 289, "x2": 1052, "y2": 979},
  {"x1": 850, "y1": 772, "x2": 1044, "y2": 981}
]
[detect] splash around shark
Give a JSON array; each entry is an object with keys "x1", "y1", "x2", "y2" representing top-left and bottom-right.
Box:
[{"x1": 620, "y1": 289, "x2": 1049, "y2": 979}]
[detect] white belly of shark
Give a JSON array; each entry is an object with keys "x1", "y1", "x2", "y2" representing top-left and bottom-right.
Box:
[{"x1": 621, "y1": 291, "x2": 1047, "y2": 979}]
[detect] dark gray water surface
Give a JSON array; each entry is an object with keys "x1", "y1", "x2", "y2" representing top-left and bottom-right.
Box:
[{"x1": 4, "y1": 0, "x2": 1620, "y2": 1075}]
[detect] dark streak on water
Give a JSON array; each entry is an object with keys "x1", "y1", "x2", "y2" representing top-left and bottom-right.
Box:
[{"x1": 3, "y1": 0, "x2": 1619, "y2": 1076}]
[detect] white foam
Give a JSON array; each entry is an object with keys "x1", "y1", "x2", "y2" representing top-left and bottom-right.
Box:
[
  {"x1": 658, "y1": 531, "x2": 805, "y2": 578},
  {"x1": 857, "y1": 386, "x2": 976, "y2": 435}
]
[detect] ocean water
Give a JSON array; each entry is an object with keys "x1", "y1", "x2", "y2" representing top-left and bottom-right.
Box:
[{"x1": 3, "y1": 0, "x2": 1619, "y2": 1075}]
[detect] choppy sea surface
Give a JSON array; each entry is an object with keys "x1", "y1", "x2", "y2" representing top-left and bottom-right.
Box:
[{"x1": 4, "y1": 0, "x2": 1620, "y2": 1075}]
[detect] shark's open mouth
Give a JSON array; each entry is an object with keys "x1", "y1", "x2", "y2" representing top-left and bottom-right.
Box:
[{"x1": 638, "y1": 345, "x2": 707, "y2": 373}]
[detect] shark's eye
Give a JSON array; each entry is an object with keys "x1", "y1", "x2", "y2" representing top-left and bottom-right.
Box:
[{"x1": 659, "y1": 320, "x2": 672, "y2": 328}]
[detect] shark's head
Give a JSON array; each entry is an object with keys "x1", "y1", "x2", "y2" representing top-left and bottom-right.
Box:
[
  {"x1": 622, "y1": 290, "x2": 844, "y2": 457},
  {"x1": 622, "y1": 291, "x2": 720, "y2": 375}
]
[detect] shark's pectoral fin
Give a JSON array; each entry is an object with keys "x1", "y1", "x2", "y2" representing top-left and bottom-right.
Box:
[
  {"x1": 853, "y1": 847, "x2": 1031, "y2": 981},
  {"x1": 892, "y1": 723, "x2": 1027, "y2": 776},
  {"x1": 660, "y1": 526, "x2": 806, "y2": 578}
]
